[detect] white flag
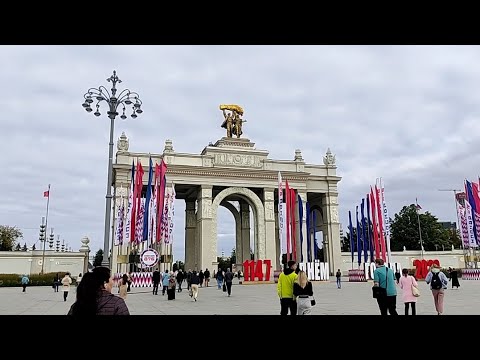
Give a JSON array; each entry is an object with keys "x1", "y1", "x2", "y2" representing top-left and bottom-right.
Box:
[
  {"x1": 278, "y1": 172, "x2": 286, "y2": 265},
  {"x1": 380, "y1": 178, "x2": 392, "y2": 264}
]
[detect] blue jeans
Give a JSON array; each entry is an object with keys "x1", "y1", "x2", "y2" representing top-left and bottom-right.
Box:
[
  {"x1": 217, "y1": 278, "x2": 223, "y2": 289},
  {"x1": 336, "y1": 278, "x2": 341, "y2": 288}
]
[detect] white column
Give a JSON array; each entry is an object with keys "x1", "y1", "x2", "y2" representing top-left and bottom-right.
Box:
[
  {"x1": 322, "y1": 192, "x2": 341, "y2": 275},
  {"x1": 184, "y1": 199, "x2": 197, "y2": 272},
  {"x1": 197, "y1": 185, "x2": 213, "y2": 271},
  {"x1": 264, "y1": 188, "x2": 276, "y2": 274}
]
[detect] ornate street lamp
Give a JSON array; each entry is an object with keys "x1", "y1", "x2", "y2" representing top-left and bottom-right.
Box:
[{"x1": 82, "y1": 71, "x2": 143, "y2": 268}]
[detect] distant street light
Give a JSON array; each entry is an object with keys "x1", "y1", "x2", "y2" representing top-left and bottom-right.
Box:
[{"x1": 82, "y1": 71, "x2": 143, "y2": 268}]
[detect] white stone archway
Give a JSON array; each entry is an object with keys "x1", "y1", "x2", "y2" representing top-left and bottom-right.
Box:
[{"x1": 212, "y1": 187, "x2": 266, "y2": 260}]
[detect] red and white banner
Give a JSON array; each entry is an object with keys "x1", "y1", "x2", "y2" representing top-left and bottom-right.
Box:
[
  {"x1": 465, "y1": 200, "x2": 478, "y2": 248},
  {"x1": 135, "y1": 198, "x2": 145, "y2": 244},
  {"x1": 278, "y1": 172, "x2": 286, "y2": 265},
  {"x1": 457, "y1": 202, "x2": 470, "y2": 249},
  {"x1": 125, "y1": 162, "x2": 134, "y2": 243},
  {"x1": 165, "y1": 184, "x2": 175, "y2": 245}
]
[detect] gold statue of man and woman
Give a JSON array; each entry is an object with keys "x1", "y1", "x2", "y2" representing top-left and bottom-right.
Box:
[{"x1": 220, "y1": 104, "x2": 246, "y2": 138}]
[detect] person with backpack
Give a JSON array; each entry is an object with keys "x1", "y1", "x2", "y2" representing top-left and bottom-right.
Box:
[{"x1": 425, "y1": 264, "x2": 448, "y2": 315}]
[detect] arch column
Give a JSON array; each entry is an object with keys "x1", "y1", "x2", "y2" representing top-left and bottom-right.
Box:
[
  {"x1": 184, "y1": 199, "x2": 197, "y2": 271},
  {"x1": 322, "y1": 192, "x2": 341, "y2": 275},
  {"x1": 197, "y1": 185, "x2": 213, "y2": 271},
  {"x1": 240, "y1": 201, "x2": 251, "y2": 264}
]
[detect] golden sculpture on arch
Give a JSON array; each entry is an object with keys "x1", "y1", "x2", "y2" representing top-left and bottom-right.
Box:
[{"x1": 220, "y1": 104, "x2": 247, "y2": 138}]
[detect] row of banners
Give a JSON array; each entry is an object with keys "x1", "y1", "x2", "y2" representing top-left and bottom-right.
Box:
[
  {"x1": 114, "y1": 158, "x2": 175, "y2": 247},
  {"x1": 347, "y1": 178, "x2": 392, "y2": 266},
  {"x1": 457, "y1": 179, "x2": 480, "y2": 249}
]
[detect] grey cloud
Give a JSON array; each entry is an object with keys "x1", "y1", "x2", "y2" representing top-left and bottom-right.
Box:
[{"x1": 2, "y1": 45, "x2": 480, "y2": 261}]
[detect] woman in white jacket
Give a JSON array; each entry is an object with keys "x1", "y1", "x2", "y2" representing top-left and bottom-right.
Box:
[{"x1": 61, "y1": 273, "x2": 73, "y2": 302}]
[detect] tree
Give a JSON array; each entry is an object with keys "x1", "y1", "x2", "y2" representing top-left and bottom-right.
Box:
[
  {"x1": 390, "y1": 205, "x2": 452, "y2": 251},
  {"x1": 341, "y1": 227, "x2": 358, "y2": 252},
  {"x1": 93, "y1": 249, "x2": 104, "y2": 267},
  {"x1": 0, "y1": 225, "x2": 23, "y2": 251}
]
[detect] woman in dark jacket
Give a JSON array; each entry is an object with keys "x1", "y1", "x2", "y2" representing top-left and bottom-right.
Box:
[{"x1": 68, "y1": 267, "x2": 130, "y2": 316}]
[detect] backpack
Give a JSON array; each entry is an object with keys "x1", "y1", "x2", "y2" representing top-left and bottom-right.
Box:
[{"x1": 430, "y1": 272, "x2": 443, "y2": 290}]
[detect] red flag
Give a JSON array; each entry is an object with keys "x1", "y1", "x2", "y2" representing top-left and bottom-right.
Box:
[
  {"x1": 43, "y1": 190, "x2": 49, "y2": 197},
  {"x1": 375, "y1": 184, "x2": 386, "y2": 261},
  {"x1": 289, "y1": 188, "x2": 297, "y2": 262},
  {"x1": 285, "y1": 180, "x2": 291, "y2": 261},
  {"x1": 370, "y1": 187, "x2": 380, "y2": 259}
]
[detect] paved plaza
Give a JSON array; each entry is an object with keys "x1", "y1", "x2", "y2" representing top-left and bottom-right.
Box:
[{"x1": 1, "y1": 278, "x2": 479, "y2": 315}]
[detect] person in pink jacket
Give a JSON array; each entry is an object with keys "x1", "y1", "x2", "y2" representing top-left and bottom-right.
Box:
[{"x1": 399, "y1": 268, "x2": 419, "y2": 315}]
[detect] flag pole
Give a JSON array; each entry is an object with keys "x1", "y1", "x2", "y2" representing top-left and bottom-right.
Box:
[
  {"x1": 415, "y1": 197, "x2": 424, "y2": 259},
  {"x1": 41, "y1": 184, "x2": 51, "y2": 274}
]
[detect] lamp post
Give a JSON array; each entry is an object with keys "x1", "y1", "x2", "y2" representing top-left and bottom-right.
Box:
[{"x1": 82, "y1": 71, "x2": 143, "y2": 268}]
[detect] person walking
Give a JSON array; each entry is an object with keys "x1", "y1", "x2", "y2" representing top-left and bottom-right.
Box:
[
  {"x1": 399, "y1": 268, "x2": 419, "y2": 315},
  {"x1": 204, "y1": 268, "x2": 211, "y2": 287},
  {"x1": 335, "y1": 269, "x2": 342, "y2": 289},
  {"x1": 224, "y1": 268, "x2": 234, "y2": 296},
  {"x1": 152, "y1": 268, "x2": 161, "y2": 295},
  {"x1": 449, "y1": 268, "x2": 460, "y2": 289},
  {"x1": 161, "y1": 270, "x2": 170, "y2": 296},
  {"x1": 277, "y1": 261, "x2": 298, "y2": 316},
  {"x1": 425, "y1": 264, "x2": 448, "y2": 315},
  {"x1": 293, "y1": 270, "x2": 314, "y2": 315},
  {"x1": 167, "y1": 272, "x2": 176, "y2": 300},
  {"x1": 53, "y1": 273, "x2": 60, "y2": 292},
  {"x1": 118, "y1": 274, "x2": 128, "y2": 300},
  {"x1": 199, "y1": 270, "x2": 205, "y2": 288},
  {"x1": 21, "y1": 274, "x2": 29, "y2": 293},
  {"x1": 216, "y1": 269, "x2": 224, "y2": 290},
  {"x1": 395, "y1": 269, "x2": 401, "y2": 284},
  {"x1": 190, "y1": 271, "x2": 200, "y2": 301},
  {"x1": 373, "y1": 258, "x2": 398, "y2": 315},
  {"x1": 176, "y1": 269, "x2": 184, "y2": 292},
  {"x1": 61, "y1": 272, "x2": 73, "y2": 302},
  {"x1": 68, "y1": 266, "x2": 129, "y2": 315}
]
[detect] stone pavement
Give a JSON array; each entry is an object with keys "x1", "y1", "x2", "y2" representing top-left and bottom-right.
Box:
[{"x1": 1, "y1": 278, "x2": 478, "y2": 315}]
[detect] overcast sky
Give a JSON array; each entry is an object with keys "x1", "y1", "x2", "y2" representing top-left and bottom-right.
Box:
[{"x1": 1, "y1": 45, "x2": 479, "y2": 261}]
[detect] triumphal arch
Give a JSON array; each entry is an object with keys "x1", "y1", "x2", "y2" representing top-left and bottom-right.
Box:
[{"x1": 111, "y1": 105, "x2": 342, "y2": 276}]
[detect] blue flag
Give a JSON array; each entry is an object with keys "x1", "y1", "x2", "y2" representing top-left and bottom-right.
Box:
[
  {"x1": 313, "y1": 210, "x2": 319, "y2": 260},
  {"x1": 360, "y1": 199, "x2": 369, "y2": 263},
  {"x1": 356, "y1": 206, "x2": 361, "y2": 266},
  {"x1": 348, "y1": 210, "x2": 354, "y2": 264},
  {"x1": 366, "y1": 196, "x2": 374, "y2": 262},
  {"x1": 142, "y1": 157, "x2": 153, "y2": 241},
  {"x1": 306, "y1": 202, "x2": 311, "y2": 262}
]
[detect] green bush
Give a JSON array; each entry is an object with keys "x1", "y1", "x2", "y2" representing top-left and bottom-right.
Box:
[{"x1": 0, "y1": 272, "x2": 77, "y2": 287}]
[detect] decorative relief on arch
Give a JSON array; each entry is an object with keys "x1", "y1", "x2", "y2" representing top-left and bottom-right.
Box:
[{"x1": 211, "y1": 187, "x2": 266, "y2": 259}]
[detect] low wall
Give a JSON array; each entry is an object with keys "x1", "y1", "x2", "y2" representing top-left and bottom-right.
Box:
[
  {"x1": 0, "y1": 250, "x2": 86, "y2": 276},
  {"x1": 339, "y1": 250, "x2": 467, "y2": 275}
]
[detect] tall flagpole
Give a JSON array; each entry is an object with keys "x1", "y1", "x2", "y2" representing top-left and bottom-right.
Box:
[
  {"x1": 41, "y1": 184, "x2": 51, "y2": 274},
  {"x1": 415, "y1": 197, "x2": 424, "y2": 259}
]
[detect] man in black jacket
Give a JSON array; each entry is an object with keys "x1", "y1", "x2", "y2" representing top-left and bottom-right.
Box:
[
  {"x1": 152, "y1": 268, "x2": 161, "y2": 295},
  {"x1": 224, "y1": 268, "x2": 234, "y2": 296}
]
